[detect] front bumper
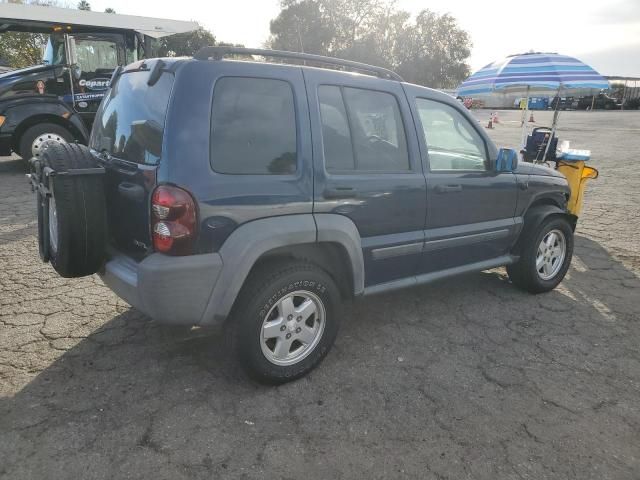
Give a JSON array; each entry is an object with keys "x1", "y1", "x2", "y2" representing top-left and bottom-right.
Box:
[
  {"x1": 0, "y1": 132, "x2": 13, "y2": 156},
  {"x1": 100, "y1": 251, "x2": 223, "y2": 325}
]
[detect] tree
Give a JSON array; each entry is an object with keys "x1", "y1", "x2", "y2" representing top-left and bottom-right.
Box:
[
  {"x1": 0, "y1": 0, "x2": 64, "y2": 68},
  {"x1": 268, "y1": 1, "x2": 334, "y2": 54},
  {"x1": 77, "y1": 0, "x2": 91, "y2": 10},
  {"x1": 268, "y1": 0, "x2": 471, "y2": 88},
  {"x1": 105, "y1": 7, "x2": 116, "y2": 13},
  {"x1": 0, "y1": 31, "x2": 46, "y2": 68},
  {"x1": 156, "y1": 27, "x2": 216, "y2": 57},
  {"x1": 393, "y1": 11, "x2": 471, "y2": 88}
]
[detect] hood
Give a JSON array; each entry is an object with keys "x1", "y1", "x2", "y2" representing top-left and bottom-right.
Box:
[
  {"x1": 0, "y1": 64, "x2": 56, "y2": 80},
  {"x1": 515, "y1": 162, "x2": 566, "y2": 178},
  {"x1": 0, "y1": 64, "x2": 61, "y2": 99}
]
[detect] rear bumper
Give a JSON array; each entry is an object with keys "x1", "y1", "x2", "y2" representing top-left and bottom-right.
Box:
[{"x1": 100, "y1": 251, "x2": 223, "y2": 326}]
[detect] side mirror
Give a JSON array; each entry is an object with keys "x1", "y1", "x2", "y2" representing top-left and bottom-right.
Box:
[{"x1": 496, "y1": 148, "x2": 518, "y2": 172}]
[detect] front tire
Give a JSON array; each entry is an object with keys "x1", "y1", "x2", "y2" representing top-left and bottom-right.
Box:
[
  {"x1": 19, "y1": 123, "x2": 74, "y2": 160},
  {"x1": 507, "y1": 216, "x2": 574, "y2": 293},
  {"x1": 230, "y1": 261, "x2": 341, "y2": 384}
]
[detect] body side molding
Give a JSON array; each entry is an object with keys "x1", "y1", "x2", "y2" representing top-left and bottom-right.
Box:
[{"x1": 363, "y1": 254, "x2": 518, "y2": 296}]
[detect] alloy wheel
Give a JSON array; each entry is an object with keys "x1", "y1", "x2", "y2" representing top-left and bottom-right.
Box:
[{"x1": 260, "y1": 290, "x2": 326, "y2": 366}]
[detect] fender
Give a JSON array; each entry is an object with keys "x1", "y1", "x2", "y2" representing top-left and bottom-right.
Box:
[
  {"x1": 1, "y1": 98, "x2": 90, "y2": 143},
  {"x1": 512, "y1": 204, "x2": 568, "y2": 254},
  {"x1": 203, "y1": 214, "x2": 317, "y2": 325},
  {"x1": 200, "y1": 213, "x2": 365, "y2": 325},
  {"x1": 314, "y1": 213, "x2": 365, "y2": 296}
]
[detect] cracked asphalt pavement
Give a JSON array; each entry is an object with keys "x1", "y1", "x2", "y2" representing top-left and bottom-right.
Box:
[{"x1": 1, "y1": 110, "x2": 639, "y2": 479}]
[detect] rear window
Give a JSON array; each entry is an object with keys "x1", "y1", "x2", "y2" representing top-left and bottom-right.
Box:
[
  {"x1": 90, "y1": 68, "x2": 173, "y2": 164},
  {"x1": 210, "y1": 77, "x2": 297, "y2": 175}
]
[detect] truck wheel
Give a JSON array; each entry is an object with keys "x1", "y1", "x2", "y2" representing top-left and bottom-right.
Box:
[
  {"x1": 41, "y1": 143, "x2": 107, "y2": 278},
  {"x1": 19, "y1": 123, "x2": 74, "y2": 160},
  {"x1": 230, "y1": 261, "x2": 341, "y2": 384},
  {"x1": 507, "y1": 216, "x2": 574, "y2": 294}
]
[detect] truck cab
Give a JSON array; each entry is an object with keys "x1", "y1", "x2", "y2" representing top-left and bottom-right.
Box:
[
  {"x1": 0, "y1": 3, "x2": 196, "y2": 159},
  {"x1": 41, "y1": 31, "x2": 142, "y2": 127}
]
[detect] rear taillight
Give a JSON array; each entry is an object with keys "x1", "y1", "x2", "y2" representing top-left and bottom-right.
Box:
[{"x1": 151, "y1": 185, "x2": 198, "y2": 255}]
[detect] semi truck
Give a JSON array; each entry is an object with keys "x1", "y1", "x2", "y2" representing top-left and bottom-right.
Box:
[{"x1": 0, "y1": 3, "x2": 196, "y2": 159}]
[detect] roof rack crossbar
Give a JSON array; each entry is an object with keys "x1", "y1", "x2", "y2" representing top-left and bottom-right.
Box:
[{"x1": 194, "y1": 47, "x2": 404, "y2": 82}]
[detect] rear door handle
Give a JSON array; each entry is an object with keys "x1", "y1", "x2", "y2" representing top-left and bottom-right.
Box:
[
  {"x1": 434, "y1": 184, "x2": 462, "y2": 194},
  {"x1": 324, "y1": 187, "x2": 357, "y2": 199}
]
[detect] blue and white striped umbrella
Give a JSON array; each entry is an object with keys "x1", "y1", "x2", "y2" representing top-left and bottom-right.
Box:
[{"x1": 456, "y1": 52, "x2": 609, "y2": 96}]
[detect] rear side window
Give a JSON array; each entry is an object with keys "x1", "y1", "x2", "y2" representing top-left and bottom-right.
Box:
[
  {"x1": 210, "y1": 77, "x2": 297, "y2": 175},
  {"x1": 318, "y1": 85, "x2": 409, "y2": 173},
  {"x1": 91, "y1": 68, "x2": 173, "y2": 165}
]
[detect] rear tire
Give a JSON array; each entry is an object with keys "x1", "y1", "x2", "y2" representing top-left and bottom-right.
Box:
[
  {"x1": 507, "y1": 216, "x2": 574, "y2": 293},
  {"x1": 230, "y1": 261, "x2": 341, "y2": 384},
  {"x1": 41, "y1": 143, "x2": 107, "y2": 278},
  {"x1": 19, "y1": 123, "x2": 74, "y2": 160}
]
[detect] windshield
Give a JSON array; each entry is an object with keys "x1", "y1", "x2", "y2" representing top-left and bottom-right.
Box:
[
  {"x1": 43, "y1": 34, "x2": 123, "y2": 68},
  {"x1": 90, "y1": 68, "x2": 174, "y2": 165}
]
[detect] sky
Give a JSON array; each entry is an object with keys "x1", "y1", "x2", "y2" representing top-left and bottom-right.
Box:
[{"x1": 87, "y1": 0, "x2": 640, "y2": 77}]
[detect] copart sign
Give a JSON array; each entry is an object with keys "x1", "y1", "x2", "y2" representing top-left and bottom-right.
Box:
[{"x1": 79, "y1": 78, "x2": 110, "y2": 91}]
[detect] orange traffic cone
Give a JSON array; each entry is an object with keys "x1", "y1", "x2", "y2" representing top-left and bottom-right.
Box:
[
  {"x1": 529, "y1": 112, "x2": 535, "y2": 122},
  {"x1": 487, "y1": 114, "x2": 493, "y2": 129}
]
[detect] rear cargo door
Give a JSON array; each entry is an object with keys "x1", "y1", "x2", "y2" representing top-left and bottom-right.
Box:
[{"x1": 90, "y1": 61, "x2": 173, "y2": 256}]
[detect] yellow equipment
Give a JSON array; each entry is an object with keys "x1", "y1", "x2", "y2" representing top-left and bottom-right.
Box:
[{"x1": 556, "y1": 160, "x2": 598, "y2": 216}]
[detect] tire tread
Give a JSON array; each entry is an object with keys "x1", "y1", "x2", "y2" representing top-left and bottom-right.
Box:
[{"x1": 230, "y1": 260, "x2": 341, "y2": 384}]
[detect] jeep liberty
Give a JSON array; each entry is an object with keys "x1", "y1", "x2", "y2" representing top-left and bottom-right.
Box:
[{"x1": 30, "y1": 47, "x2": 576, "y2": 383}]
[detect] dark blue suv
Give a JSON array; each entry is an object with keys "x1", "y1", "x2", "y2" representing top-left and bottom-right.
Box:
[{"x1": 32, "y1": 48, "x2": 575, "y2": 383}]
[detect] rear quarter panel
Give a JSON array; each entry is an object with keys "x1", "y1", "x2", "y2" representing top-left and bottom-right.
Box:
[{"x1": 161, "y1": 60, "x2": 314, "y2": 251}]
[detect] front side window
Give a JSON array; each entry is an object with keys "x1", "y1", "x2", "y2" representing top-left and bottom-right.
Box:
[
  {"x1": 210, "y1": 77, "x2": 297, "y2": 175},
  {"x1": 318, "y1": 85, "x2": 409, "y2": 173},
  {"x1": 416, "y1": 98, "x2": 487, "y2": 171}
]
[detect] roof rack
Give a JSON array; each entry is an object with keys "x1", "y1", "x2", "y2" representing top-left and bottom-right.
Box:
[{"x1": 193, "y1": 47, "x2": 404, "y2": 82}]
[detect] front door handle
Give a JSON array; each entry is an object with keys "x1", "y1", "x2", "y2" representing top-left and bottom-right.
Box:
[
  {"x1": 324, "y1": 187, "x2": 357, "y2": 199},
  {"x1": 434, "y1": 184, "x2": 462, "y2": 194}
]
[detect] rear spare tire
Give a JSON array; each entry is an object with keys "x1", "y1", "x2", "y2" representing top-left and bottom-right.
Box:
[{"x1": 41, "y1": 143, "x2": 107, "y2": 278}]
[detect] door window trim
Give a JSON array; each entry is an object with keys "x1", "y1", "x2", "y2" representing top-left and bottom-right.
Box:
[
  {"x1": 415, "y1": 97, "x2": 491, "y2": 174},
  {"x1": 318, "y1": 83, "x2": 417, "y2": 175}
]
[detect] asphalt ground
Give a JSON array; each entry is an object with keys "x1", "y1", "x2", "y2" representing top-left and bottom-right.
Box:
[{"x1": 1, "y1": 109, "x2": 639, "y2": 479}]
